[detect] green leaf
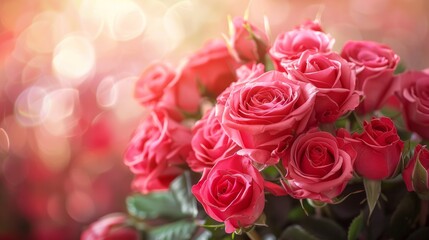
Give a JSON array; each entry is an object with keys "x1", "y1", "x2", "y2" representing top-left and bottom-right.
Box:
[
  {"x1": 170, "y1": 172, "x2": 198, "y2": 217},
  {"x1": 148, "y1": 219, "x2": 197, "y2": 240},
  {"x1": 412, "y1": 158, "x2": 429, "y2": 200},
  {"x1": 363, "y1": 179, "x2": 381, "y2": 221},
  {"x1": 348, "y1": 212, "x2": 364, "y2": 240},
  {"x1": 388, "y1": 192, "x2": 420, "y2": 239},
  {"x1": 280, "y1": 225, "x2": 318, "y2": 240},
  {"x1": 126, "y1": 172, "x2": 198, "y2": 220}
]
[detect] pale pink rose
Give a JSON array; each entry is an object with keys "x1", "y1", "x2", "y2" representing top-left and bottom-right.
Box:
[
  {"x1": 282, "y1": 50, "x2": 360, "y2": 123},
  {"x1": 283, "y1": 130, "x2": 356, "y2": 203},
  {"x1": 123, "y1": 109, "x2": 192, "y2": 193},
  {"x1": 81, "y1": 213, "x2": 137, "y2": 240},
  {"x1": 269, "y1": 28, "x2": 334, "y2": 70},
  {"x1": 134, "y1": 62, "x2": 176, "y2": 108},
  {"x1": 187, "y1": 108, "x2": 241, "y2": 172},
  {"x1": 228, "y1": 16, "x2": 269, "y2": 63},
  {"x1": 186, "y1": 39, "x2": 240, "y2": 96},
  {"x1": 396, "y1": 69, "x2": 429, "y2": 139},
  {"x1": 192, "y1": 155, "x2": 265, "y2": 233},
  {"x1": 341, "y1": 40, "x2": 400, "y2": 114},
  {"x1": 216, "y1": 70, "x2": 317, "y2": 165}
]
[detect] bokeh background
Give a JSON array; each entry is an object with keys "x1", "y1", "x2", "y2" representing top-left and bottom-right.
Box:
[{"x1": 0, "y1": 0, "x2": 428, "y2": 239}]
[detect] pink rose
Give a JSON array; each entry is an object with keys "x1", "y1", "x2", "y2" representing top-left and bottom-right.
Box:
[
  {"x1": 187, "y1": 108, "x2": 241, "y2": 172},
  {"x1": 338, "y1": 117, "x2": 404, "y2": 180},
  {"x1": 402, "y1": 145, "x2": 429, "y2": 199},
  {"x1": 227, "y1": 16, "x2": 269, "y2": 63},
  {"x1": 81, "y1": 213, "x2": 137, "y2": 240},
  {"x1": 134, "y1": 62, "x2": 176, "y2": 108},
  {"x1": 216, "y1": 70, "x2": 317, "y2": 165},
  {"x1": 294, "y1": 20, "x2": 324, "y2": 32},
  {"x1": 191, "y1": 155, "x2": 265, "y2": 233},
  {"x1": 123, "y1": 109, "x2": 192, "y2": 193},
  {"x1": 186, "y1": 39, "x2": 240, "y2": 96},
  {"x1": 269, "y1": 28, "x2": 334, "y2": 70},
  {"x1": 283, "y1": 130, "x2": 356, "y2": 203},
  {"x1": 341, "y1": 40, "x2": 400, "y2": 114},
  {"x1": 282, "y1": 50, "x2": 360, "y2": 123},
  {"x1": 396, "y1": 69, "x2": 429, "y2": 139}
]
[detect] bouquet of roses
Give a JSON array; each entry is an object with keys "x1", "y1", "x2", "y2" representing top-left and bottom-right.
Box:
[{"x1": 81, "y1": 14, "x2": 429, "y2": 240}]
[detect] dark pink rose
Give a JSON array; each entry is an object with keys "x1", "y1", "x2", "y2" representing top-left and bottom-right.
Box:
[
  {"x1": 282, "y1": 50, "x2": 360, "y2": 123},
  {"x1": 227, "y1": 16, "x2": 269, "y2": 63},
  {"x1": 123, "y1": 109, "x2": 192, "y2": 193},
  {"x1": 186, "y1": 39, "x2": 240, "y2": 96},
  {"x1": 396, "y1": 69, "x2": 429, "y2": 139},
  {"x1": 134, "y1": 62, "x2": 176, "y2": 108},
  {"x1": 341, "y1": 40, "x2": 400, "y2": 114},
  {"x1": 269, "y1": 28, "x2": 334, "y2": 70},
  {"x1": 191, "y1": 155, "x2": 265, "y2": 233},
  {"x1": 216, "y1": 70, "x2": 317, "y2": 165},
  {"x1": 402, "y1": 145, "x2": 429, "y2": 199},
  {"x1": 81, "y1": 213, "x2": 137, "y2": 240},
  {"x1": 132, "y1": 166, "x2": 184, "y2": 194},
  {"x1": 338, "y1": 117, "x2": 404, "y2": 180},
  {"x1": 187, "y1": 108, "x2": 240, "y2": 172},
  {"x1": 283, "y1": 130, "x2": 356, "y2": 203}
]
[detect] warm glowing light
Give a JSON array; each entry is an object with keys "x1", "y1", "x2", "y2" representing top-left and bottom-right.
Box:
[
  {"x1": 52, "y1": 35, "x2": 95, "y2": 86},
  {"x1": 163, "y1": 0, "x2": 193, "y2": 47},
  {"x1": 14, "y1": 86, "x2": 50, "y2": 127},
  {"x1": 112, "y1": 76, "x2": 145, "y2": 121},
  {"x1": 66, "y1": 190, "x2": 95, "y2": 222},
  {"x1": 97, "y1": 76, "x2": 118, "y2": 108},
  {"x1": 44, "y1": 88, "x2": 79, "y2": 122}
]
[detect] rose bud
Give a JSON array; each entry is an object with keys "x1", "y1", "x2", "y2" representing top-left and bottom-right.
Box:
[
  {"x1": 81, "y1": 213, "x2": 137, "y2": 240},
  {"x1": 185, "y1": 39, "x2": 240, "y2": 97},
  {"x1": 283, "y1": 130, "x2": 356, "y2": 203},
  {"x1": 216, "y1": 70, "x2": 317, "y2": 165},
  {"x1": 187, "y1": 108, "x2": 241, "y2": 172},
  {"x1": 282, "y1": 50, "x2": 360, "y2": 123},
  {"x1": 338, "y1": 117, "x2": 404, "y2": 180},
  {"x1": 123, "y1": 109, "x2": 192, "y2": 193},
  {"x1": 402, "y1": 145, "x2": 429, "y2": 200},
  {"x1": 341, "y1": 40, "x2": 400, "y2": 114},
  {"x1": 396, "y1": 69, "x2": 429, "y2": 140},
  {"x1": 269, "y1": 28, "x2": 334, "y2": 70},
  {"x1": 134, "y1": 62, "x2": 176, "y2": 108},
  {"x1": 192, "y1": 155, "x2": 265, "y2": 233},
  {"x1": 227, "y1": 16, "x2": 269, "y2": 63}
]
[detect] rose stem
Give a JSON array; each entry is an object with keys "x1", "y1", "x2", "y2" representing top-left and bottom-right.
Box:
[
  {"x1": 246, "y1": 229, "x2": 262, "y2": 240},
  {"x1": 315, "y1": 206, "x2": 322, "y2": 218},
  {"x1": 420, "y1": 199, "x2": 429, "y2": 227}
]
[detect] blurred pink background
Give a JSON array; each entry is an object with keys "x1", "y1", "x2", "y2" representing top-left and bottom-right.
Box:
[{"x1": 0, "y1": 0, "x2": 428, "y2": 239}]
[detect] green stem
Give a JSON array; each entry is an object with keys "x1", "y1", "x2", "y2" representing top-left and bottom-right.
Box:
[{"x1": 246, "y1": 228, "x2": 261, "y2": 240}]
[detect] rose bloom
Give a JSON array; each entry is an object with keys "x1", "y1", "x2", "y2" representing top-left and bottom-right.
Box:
[
  {"x1": 227, "y1": 16, "x2": 269, "y2": 63},
  {"x1": 396, "y1": 69, "x2": 429, "y2": 140},
  {"x1": 283, "y1": 130, "x2": 356, "y2": 203},
  {"x1": 216, "y1": 70, "x2": 317, "y2": 165},
  {"x1": 338, "y1": 117, "x2": 404, "y2": 180},
  {"x1": 282, "y1": 50, "x2": 360, "y2": 123},
  {"x1": 134, "y1": 62, "x2": 176, "y2": 108},
  {"x1": 341, "y1": 40, "x2": 400, "y2": 114},
  {"x1": 81, "y1": 213, "x2": 137, "y2": 240},
  {"x1": 187, "y1": 108, "x2": 241, "y2": 172},
  {"x1": 402, "y1": 145, "x2": 429, "y2": 199},
  {"x1": 192, "y1": 155, "x2": 265, "y2": 233},
  {"x1": 123, "y1": 109, "x2": 192, "y2": 193},
  {"x1": 186, "y1": 39, "x2": 240, "y2": 96},
  {"x1": 269, "y1": 28, "x2": 334, "y2": 70}
]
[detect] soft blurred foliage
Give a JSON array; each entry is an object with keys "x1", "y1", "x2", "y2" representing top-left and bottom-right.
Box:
[{"x1": 0, "y1": 0, "x2": 428, "y2": 239}]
